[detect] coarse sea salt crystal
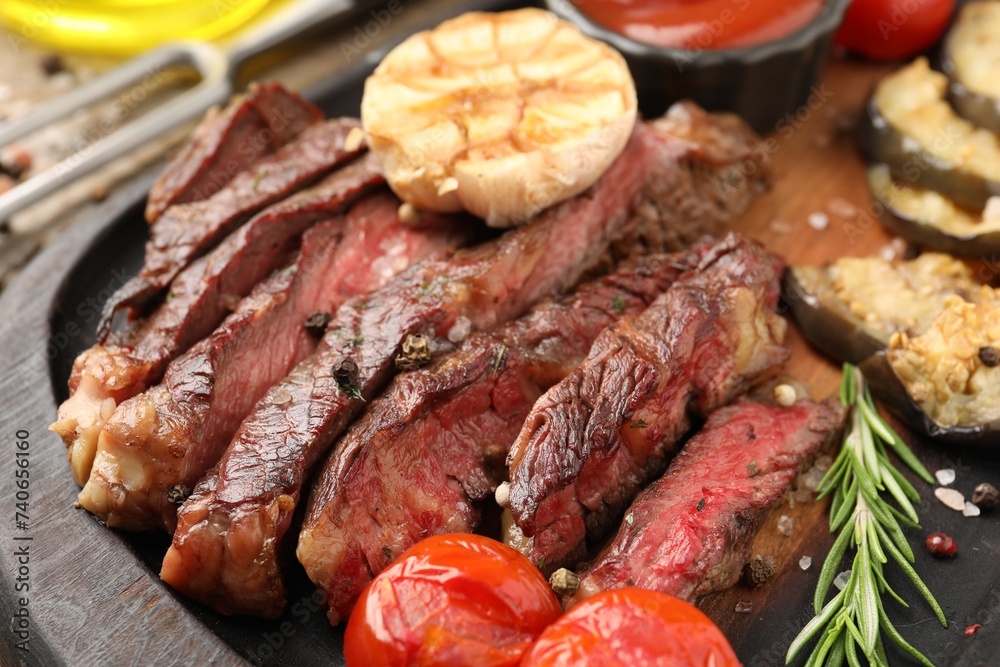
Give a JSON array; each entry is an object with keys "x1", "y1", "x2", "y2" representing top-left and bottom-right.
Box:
[
  {"x1": 807, "y1": 212, "x2": 829, "y2": 231},
  {"x1": 935, "y1": 468, "x2": 956, "y2": 486},
  {"x1": 777, "y1": 515, "x2": 794, "y2": 536},
  {"x1": 447, "y1": 316, "x2": 471, "y2": 343},
  {"x1": 935, "y1": 487, "x2": 966, "y2": 511},
  {"x1": 833, "y1": 570, "x2": 851, "y2": 591},
  {"x1": 735, "y1": 601, "x2": 753, "y2": 614},
  {"x1": 964, "y1": 502, "x2": 981, "y2": 517},
  {"x1": 799, "y1": 555, "x2": 812, "y2": 571}
]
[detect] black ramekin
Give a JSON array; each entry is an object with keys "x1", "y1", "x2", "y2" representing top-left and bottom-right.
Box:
[{"x1": 545, "y1": 0, "x2": 851, "y2": 134}]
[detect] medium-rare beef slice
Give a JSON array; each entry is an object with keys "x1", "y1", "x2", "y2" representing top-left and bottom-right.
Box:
[
  {"x1": 100, "y1": 119, "x2": 365, "y2": 335},
  {"x1": 146, "y1": 82, "x2": 323, "y2": 223},
  {"x1": 78, "y1": 193, "x2": 470, "y2": 532},
  {"x1": 507, "y1": 235, "x2": 790, "y2": 571},
  {"x1": 53, "y1": 155, "x2": 385, "y2": 487},
  {"x1": 299, "y1": 247, "x2": 714, "y2": 625},
  {"x1": 570, "y1": 397, "x2": 846, "y2": 605},
  {"x1": 158, "y1": 108, "x2": 771, "y2": 619}
]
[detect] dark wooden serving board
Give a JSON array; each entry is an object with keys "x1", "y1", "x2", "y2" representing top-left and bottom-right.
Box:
[{"x1": 1, "y1": 3, "x2": 999, "y2": 665}]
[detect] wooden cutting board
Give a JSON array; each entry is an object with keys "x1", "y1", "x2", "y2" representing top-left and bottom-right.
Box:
[{"x1": 703, "y1": 56, "x2": 1000, "y2": 667}]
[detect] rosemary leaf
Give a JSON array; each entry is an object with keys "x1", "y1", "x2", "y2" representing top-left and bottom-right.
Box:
[
  {"x1": 788, "y1": 591, "x2": 846, "y2": 664},
  {"x1": 885, "y1": 429, "x2": 935, "y2": 484},
  {"x1": 881, "y1": 468, "x2": 919, "y2": 524},
  {"x1": 815, "y1": 524, "x2": 853, "y2": 613},
  {"x1": 876, "y1": 596, "x2": 936, "y2": 667},
  {"x1": 788, "y1": 363, "x2": 943, "y2": 666},
  {"x1": 844, "y1": 630, "x2": 863, "y2": 667}
]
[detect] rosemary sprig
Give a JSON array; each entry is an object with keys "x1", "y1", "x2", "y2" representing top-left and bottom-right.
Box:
[{"x1": 787, "y1": 363, "x2": 946, "y2": 667}]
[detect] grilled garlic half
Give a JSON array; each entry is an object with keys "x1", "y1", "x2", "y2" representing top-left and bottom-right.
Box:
[{"x1": 360, "y1": 8, "x2": 638, "y2": 227}]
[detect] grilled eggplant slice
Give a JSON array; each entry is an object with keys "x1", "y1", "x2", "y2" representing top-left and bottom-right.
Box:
[
  {"x1": 943, "y1": 2, "x2": 1000, "y2": 134},
  {"x1": 784, "y1": 253, "x2": 980, "y2": 364},
  {"x1": 783, "y1": 267, "x2": 885, "y2": 365},
  {"x1": 861, "y1": 58, "x2": 1000, "y2": 211},
  {"x1": 860, "y1": 291, "x2": 1000, "y2": 443},
  {"x1": 867, "y1": 164, "x2": 1000, "y2": 256}
]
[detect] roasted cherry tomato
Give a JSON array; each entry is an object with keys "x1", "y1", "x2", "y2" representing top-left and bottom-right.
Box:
[
  {"x1": 344, "y1": 533, "x2": 562, "y2": 667},
  {"x1": 521, "y1": 588, "x2": 740, "y2": 667},
  {"x1": 835, "y1": 0, "x2": 955, "y2": 61}
]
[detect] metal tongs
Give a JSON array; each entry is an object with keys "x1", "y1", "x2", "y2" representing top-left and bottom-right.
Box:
[{"x1": 0, "y1": 0, "x2": 361, "y2": 224}]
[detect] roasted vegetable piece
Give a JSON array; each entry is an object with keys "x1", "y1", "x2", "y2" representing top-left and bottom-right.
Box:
[
  {"x1": 860, "y1": 58, "x2": 1000, "y2": 211},
  {"x1": 784, "y1": 253, "x2": 980, "y2": 364},
  {"x1": 521, "y1": 589, "x2": 740, "y2": 667},
  {"x1": 943, "y1": 2, "x2": 1000, "y2": 134},
  {"x1": 867, "y1": 164, "x2": 1000, "y2": 257},
  {"x1": 861, "y1": 290, "x2": 1000, "y2": 443},
  {"x1": 344, "y1": 534, "x2": 561, "y2": 667}
]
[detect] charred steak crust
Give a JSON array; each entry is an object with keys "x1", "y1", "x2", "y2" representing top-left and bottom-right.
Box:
[
  {"x1": 609, "y1": 102, "x2": 771, "y2": 260},
  {"x1": 571, "y1": 397, "x2": 847, "y2": 605},
  {"x1": 506, "y1": 234, "x2": 790, "y2": 571},
  {"x1": 100, "y1": 118, "x2": 366, "y2": 337},
  {"x1": 146, "y1": 83, "x2": 323, "y2": 223},
  {"x1": 53, "y1": 155, "x2": 385, "y2": 487},
  {"x1": 298, "y1": 247, "x2": 714, "y2": 625},
  {"x1": 79, "y1": 193, "x2": 472, "y2": 532},
  {"x1": 146, "y1": 83, "x2": 321, "y2": 223},
  {"x1": 158, "y1": 109, "x2": 770, "y2": 619}
]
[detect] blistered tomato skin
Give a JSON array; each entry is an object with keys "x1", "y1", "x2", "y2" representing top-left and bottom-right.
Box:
[
  {"x1": 520, "y1": 588, "x2": 741, "y2": 667},
  {"x1": 344, "y1": 534, "x2": 563, "y2": 667}
]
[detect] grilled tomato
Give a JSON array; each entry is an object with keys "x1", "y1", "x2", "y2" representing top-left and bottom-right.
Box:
[
  {"x1": 344, "y1": 533, "x2": 562, "y2": 667},
  {"x1": 835, "y1": 0, "x2": 954, "y2": 61},
  {"x1": 521, "y1": 588, "x2": 740, "y2": 667}
]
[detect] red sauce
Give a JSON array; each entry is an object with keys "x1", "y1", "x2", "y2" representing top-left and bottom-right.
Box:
[{"x1": 574, "y1": 0, "x2": 826, "y2": 50}]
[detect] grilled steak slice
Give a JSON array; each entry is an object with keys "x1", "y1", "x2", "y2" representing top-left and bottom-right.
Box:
[
  {"x1": 299, "y1": 248, "x2": 714, "y2": 625},
  {"x1": 507, "y1": 235, "x2": 790, "y2": 571},
  {"x1": 100, "y1": 119, "x2": 365, "y2": 337},
  {"x1": 570, "y1": 397, "x2": 846, "y2": 605},
  {"x1": 79, "y1": 193, "x2": 469, "y2": 531},
  {"x1": 146, "y1": 83, "x2": 322, "y2": 223},
  {"x1": 159, "y1": 110, "x2": 770, "y2": 619},
  {"x1": 53, "y1": 156, "x2": 384, "y2": 487}
]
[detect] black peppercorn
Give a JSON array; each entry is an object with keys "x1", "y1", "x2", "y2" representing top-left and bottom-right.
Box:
[
  {"x1": 979, "y1": 347, "x2": 1000, "y2": 368},
  {"x1": 304, "y1": 310, "x2": 332, "y2": 337},
  {"x1": 742, "y1": 554, "x2": 777, "y2": 587},
  {"x1": 334, "y1": 359, "x2": 360, "y2": 391},
  {"x1": 972, "y1": 483, "x2": 1000, "y2": 510}
]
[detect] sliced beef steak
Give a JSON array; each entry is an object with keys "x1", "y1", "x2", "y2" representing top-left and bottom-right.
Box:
[
  {"x1": 298, "y1": 248, "x2": 713, "y2": 625},
  {"x1": 53, "y1": 155, "x2": 384, "y2": 487},
  {"x1": 100, "y1": 119, "x2": 365, "y2": 336},
  {"x1": 158, "y1": 109, "x2": 771, "y2": 619},
  {"x1": 507, "y1": 235, "x2": 790, "y2": 571},
  {"x1": 79, "y1": 193, "x2": 469, "y2": 531},
  {"x1": 146, "y1": 83, "x2": 323, "y2": 223},
  {"x1": 570, "y1": 397, "x2": 846, "y2": 605}
]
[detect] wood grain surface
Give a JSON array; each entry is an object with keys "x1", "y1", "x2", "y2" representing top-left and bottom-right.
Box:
[{"x1": 703, "y1": 57, "x2": 1000, "y2": 667}]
